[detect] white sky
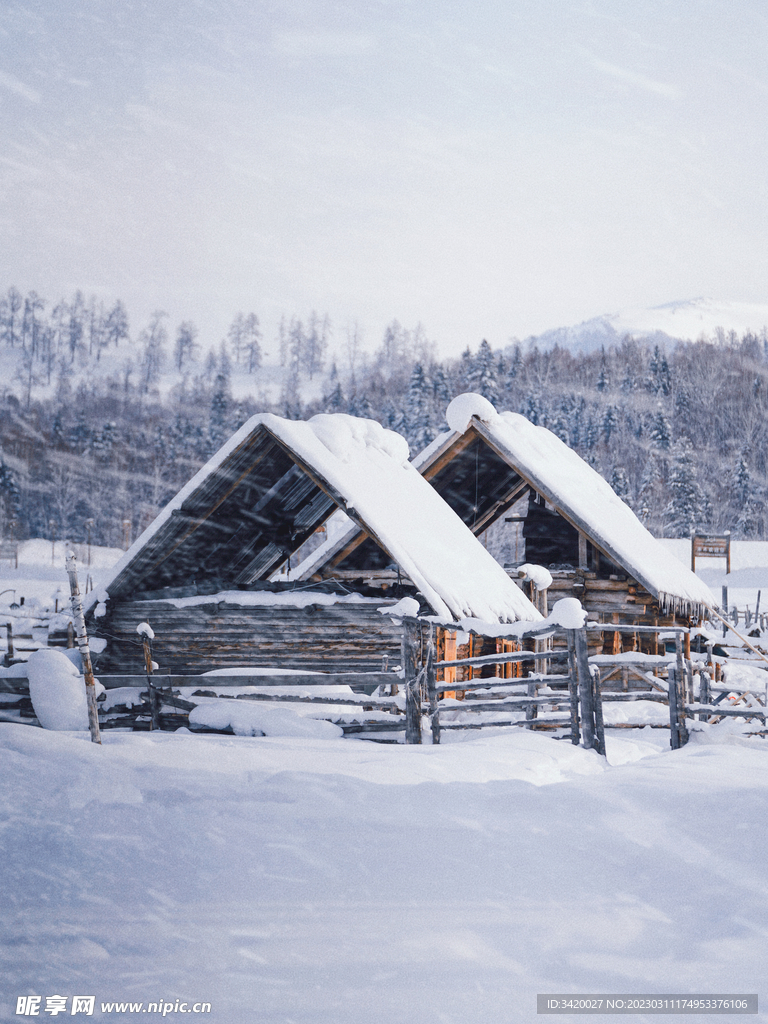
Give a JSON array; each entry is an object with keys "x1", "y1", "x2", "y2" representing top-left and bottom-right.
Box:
[{"x1": 1, "y1": 0, "x2": 767, "y2": 359}]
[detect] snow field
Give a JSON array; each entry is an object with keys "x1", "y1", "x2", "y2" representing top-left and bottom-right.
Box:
[{"x1": 1, "y1": 725, "x2": 767, "y2": 1023}]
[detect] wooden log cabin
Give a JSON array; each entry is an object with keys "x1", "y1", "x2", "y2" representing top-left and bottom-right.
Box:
[
  {"x1": 78, "y1": 412, "x2": 541, "y2": 676},
  {"x1": 293, "y1": 394, "x2": 716, "y2": 658}
]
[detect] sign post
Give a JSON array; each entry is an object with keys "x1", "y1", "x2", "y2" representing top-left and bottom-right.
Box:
[{"x1": 691, "y1": 533, "x2": 731, "y2": 575}]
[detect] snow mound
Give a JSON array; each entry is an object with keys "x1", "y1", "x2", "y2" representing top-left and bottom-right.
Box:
[
  {"x1": 548, "y1": 598, "x2": 588, "y2": 630},
  {"x1": 309, "y1": 413, "x2": 410, "y2": 465},
  {"x1": 518, "y1": 563, "x2": 553, "y2": 591},
  {"x1": 446, "y1": 393, "x2": 497, "y2": 433},
  {"x1": 380, "y1": 597, "x2": 420, "y2": 619},
  {"x1": 188, "y1": 702, "x2": 343, "y2": 738},
  {"x1": 27, "y1": 648, "x2": 103, "y2": 730}
]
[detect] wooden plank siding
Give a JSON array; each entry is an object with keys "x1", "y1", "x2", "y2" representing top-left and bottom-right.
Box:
[
  {"x1": 544, "y1": 570, "x2": 681, "y2": 654},
  {"x1": 70, "y1": 600, "x2": 405, "y2": 675}
]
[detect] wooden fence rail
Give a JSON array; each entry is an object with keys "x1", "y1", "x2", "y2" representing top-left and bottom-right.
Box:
[{"x1": 402, "y1": 619, "x2": 606, "y2": 755}]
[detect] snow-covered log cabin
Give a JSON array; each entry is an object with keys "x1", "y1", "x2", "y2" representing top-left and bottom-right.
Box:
[
  {"x1": 77, "y1": 412, "x2": 540, "y2": 675},
  {"x1": 293, "y1": 394, "x2": 716, "y2": 654}
]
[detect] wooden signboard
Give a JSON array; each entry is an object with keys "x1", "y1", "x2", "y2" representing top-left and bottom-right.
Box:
[{"x1": 691, "y1": 533, "x2": 730, "y2": 574}]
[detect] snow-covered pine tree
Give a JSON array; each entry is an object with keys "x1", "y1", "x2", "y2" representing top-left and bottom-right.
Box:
[
  {"x1": 596, "y1": 360, "x2": 610, "y2": 392},
  {"x1": 305, "y1": 311, "x2": 329, "y2": 379},
  {"x1": 601, "y1": 405, "x2": 618, "y2": 444},
  {"x1": 468, "y1": 339, "x2": 499, "y2": 404},
  {"x1": 0, "y1": 461, "x2": 21, "y2": 528},
  {"x1": 405, "y1": 362, "x2": 435, "y2": 453},
  {"x1": 665, "y1": 438, "x2": 706, "y2": 537},
  {"x1": 524, "y1": 392, "x2": 542, "y2": 425},
  {"x1": 209, "y1": 353, "x2": 232, "y2": 451},
  {"x1": 174, "y1": 321, "x2": 199, "y2": 372},
  {"x1": 550, "y1": 410, "x2": 570, "y2": 445},
  {"x1": 242, "y1": 313, "x2": 262, "y2": 373},
  {"x1": 649, "y1": 406, "x2": 672, "y2": 451},
  {"x1": 733, "y1": 449, "x2": 750, "y2": 508},
  {"x1": 610, "y1": 465, "x2": 632, "y2": 506},
  {"x1": 139, "y1": 311, "x2": 168, "y2": 393},
  {"x1": 325, "y1": 381, "x2": 345, "y2": 414}
]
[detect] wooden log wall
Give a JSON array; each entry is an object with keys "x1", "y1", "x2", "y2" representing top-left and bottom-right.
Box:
[
  {"x1": 545, "y1": 570, "x2": 687, "y2": 655},
  {"x1": 73, "y1": 598, "x2": 405, "y2": 675}
]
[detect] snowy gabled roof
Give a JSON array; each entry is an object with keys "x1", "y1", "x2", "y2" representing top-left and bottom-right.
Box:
[
  {"x1": 88, "y1": 412, "x2": 541, "y2": 624},
  {"x1": 434, "y1": 394, "x2": 716, "y2": 616}
]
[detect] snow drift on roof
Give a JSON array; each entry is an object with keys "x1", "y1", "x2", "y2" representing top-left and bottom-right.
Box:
[
  {"x1": 444, "y1": 395, "x2": 715, "y2": 615},
  {"x1": 90, "y1": 412, "x2": 541, "y2": 625}
]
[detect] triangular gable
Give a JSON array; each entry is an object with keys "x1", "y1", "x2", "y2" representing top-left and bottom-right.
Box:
[{"x1": 90, "y1": 412, "x2": 541, "y2": 624}]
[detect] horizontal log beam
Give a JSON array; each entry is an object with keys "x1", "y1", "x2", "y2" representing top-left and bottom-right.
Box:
[
  {"x1": 197, "y1": 691, "x2": 402, "y2": 711},
  {"x1": 96, "y1": 672, "x2": 397, "y2": 690},
  {"x1": 436, "y1": 649, "x2": 568, "y2": 669},
  {"x1": 439, "y1": 717, "x2": 572, "y2": 731},
  {"x1": 587, "y1": 623, "x2": 688, "y2": 634},
  {"x1": 599, "y1": 692, "x2": 668, "y2": 703},
  {"x1": 685, "y1": 704, "x2": 766, "y2": 719},
  {"x1": 441, "y1": 699, "x2": 571, "y2": 713}
]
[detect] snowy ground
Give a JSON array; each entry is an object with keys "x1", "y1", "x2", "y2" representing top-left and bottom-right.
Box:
[
  {"x1": 1, "y1": 725, "x2": 767, "y2": 1023},
  {"x1": 2, "y1": 543, "x2": 768, "y2": 1022}
]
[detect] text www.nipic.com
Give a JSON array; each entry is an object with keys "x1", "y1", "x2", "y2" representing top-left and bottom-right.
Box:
[
  {"x1": 16, "y1": 997, "x2": 212, "y2": 1016},
  {"x1": 101, "y1": 1002, "x2": 212, "y2": 1015}
]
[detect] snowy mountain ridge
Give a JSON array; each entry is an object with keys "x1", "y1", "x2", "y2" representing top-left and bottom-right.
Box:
[{"x1": 528, "y1": 298, "x2": 768, "y2": 354}]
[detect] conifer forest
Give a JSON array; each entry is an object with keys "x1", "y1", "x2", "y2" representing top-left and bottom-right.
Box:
[{"x1": 0, "y1": 285, "x2": 765, "y2": 551}]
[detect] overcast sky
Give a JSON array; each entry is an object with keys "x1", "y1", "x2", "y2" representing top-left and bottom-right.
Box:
[{"x1": 1, "y1": 0, "x2": 767, "y2": 359}]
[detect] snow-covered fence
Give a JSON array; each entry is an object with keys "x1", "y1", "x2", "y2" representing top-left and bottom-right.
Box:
[{"x1": 403, "y1": 618, "x2": 606, "y2": 755}]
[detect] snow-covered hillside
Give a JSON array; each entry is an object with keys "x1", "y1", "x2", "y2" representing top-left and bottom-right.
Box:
[{"x1": 530, "y1": 298, "x2": 768, "y2": 354}]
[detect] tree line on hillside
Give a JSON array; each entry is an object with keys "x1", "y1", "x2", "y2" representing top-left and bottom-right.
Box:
[{"x1": 0, "y1": 285, "x2": 766, "y2": 551}]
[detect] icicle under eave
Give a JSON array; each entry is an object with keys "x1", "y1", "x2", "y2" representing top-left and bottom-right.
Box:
[{"x1": 657, "y1": 591, "x2": 714, "y2": 619}]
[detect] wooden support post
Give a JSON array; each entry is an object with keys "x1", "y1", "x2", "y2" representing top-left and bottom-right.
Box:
[
  {"x1": 575, "y1": 626, "x2": 595, "y2": 750},
  {"x1": 143, "y1": 633, "x2": 160, "y2": 731},
  {"x1": 402, "y1": 618, "x2": 421, "y2": 745},
  {"x1": 578, "y1": 532, "x2": 588, "y2": 570},
  {"x1": 677, "y1": 669, "x2": 689, "y2": 746},
  {"x1": 699, "y1": 667, "x2": 711, "y2": 722},
  {"x1": 426, "y1": 638, "x2": 440, "y2": 745},
  {"x1": 5, "y1": 622, "x2": 13, "y2": 663},
  {"x1": 64, "y1": 553, "x2": 101, "y2": 745},
  {"x1": 671, "y1": 667, "x2": 684, "y2": 749},
  {"x1": 590, "y1": 666, "x2": 606, "y2": 756},
  {"x1": 685, "y1": 659, "x2": 695, "y2": 706},
  {"x1": 568, "y1": 627, "x2": 597, "y2": 751},
  {"x1": 525, "y1": 677, "x2": 538, "y2": 728},
  {"x1": 566, "y1": 631, "x2": 581, "y2": 745},
  {"x1": 668, "y1": 666, "x2": 689, "y2": 749},
  {"x1": 674, "y1": 632, "x2": 686, "y2": 700}
]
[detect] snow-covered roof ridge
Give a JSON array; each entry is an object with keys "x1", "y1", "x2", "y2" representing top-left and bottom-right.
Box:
[
  {"x1": 88, "y1": 411, "x2": 542, "y2": 625},
  {"x1": 442, "y1": 394, "x2": 715, "y2": 615}
]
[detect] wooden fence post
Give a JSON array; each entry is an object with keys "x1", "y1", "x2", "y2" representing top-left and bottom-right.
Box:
[
  {"x1": 698, "y1": 667, "x2": 711, "y2": 722},
  {"x1": 674, "y1": 632, "x2": 687, "y2": 702},
  {"x1": 525, "y1": 677, "x2": 538, "y2": 728},
  {"x1": 426, "y1": 637, "x2": 440, "y2": 744},
  {"x1": 668, "y1": 666, "x2": 689, "y2": 748},
  {"x1": 574, "y1": 626, "x2": 596, "y2": 751},
  {"x1": 566, "y1": 630, "x2": 581, "y2": 745},
  {"x1": 64, "y1": 553, "x2": 101, "y2": 745},
  {"x1": 142, "y1": 632, "x2": 160, "y2": 731},
  {"x1": 402, "y1": 618, "x2": 422, "y2": 745},
  {"x1": 668, "y1": 667, "x2": 681, "y2": 749},
  {"x1": 6, "y1": 622, "x2": 13, "y2": 663},
  {"x1": 590, "y1": 666, "x2": 606, "y2": 756}
]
